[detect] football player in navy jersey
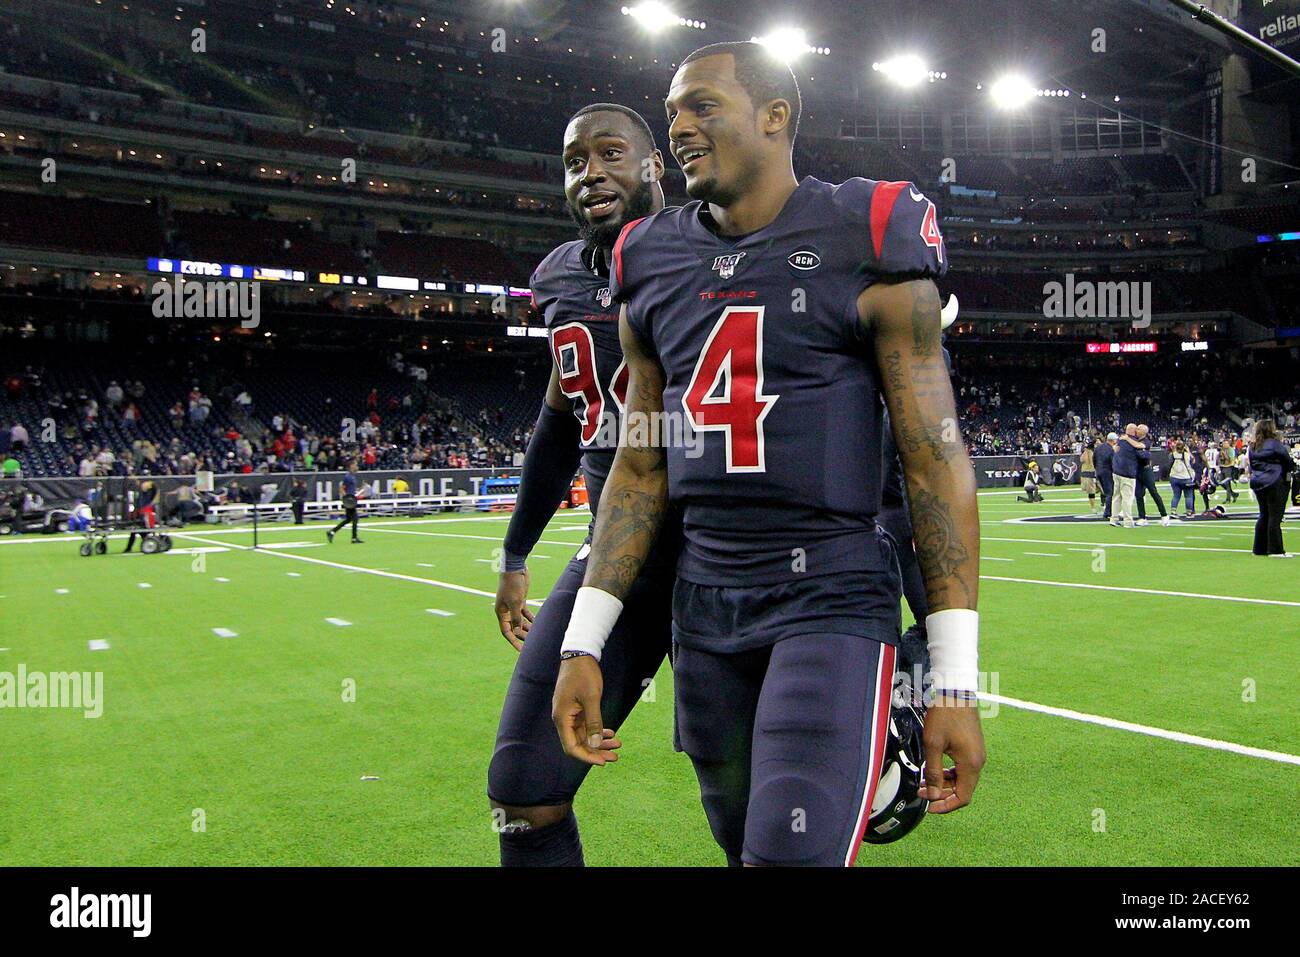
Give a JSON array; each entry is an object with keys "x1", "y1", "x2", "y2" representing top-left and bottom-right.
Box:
[
  {"x1": 553, "y1": 42, "x2": 985, "y2": 867},
  {"x1": 486, "y1": 103, "x2": 679, "y2": 867}
]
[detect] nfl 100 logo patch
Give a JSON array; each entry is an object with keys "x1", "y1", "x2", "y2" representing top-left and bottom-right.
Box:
[
  {"x1": 595, "y1": 286, "x2": 612, "y2": 308},
  {"x1": 711, "y1": 252, "x2": 746, "y2": 279}
]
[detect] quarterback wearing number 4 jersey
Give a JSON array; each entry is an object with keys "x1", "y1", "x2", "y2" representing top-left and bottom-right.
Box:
[
  {"x1": 553, "y1": 42, "x2": 984, "y2": 868},
  {"x1": 612, "y1": 174, "x2": 945, "y2": 594}
]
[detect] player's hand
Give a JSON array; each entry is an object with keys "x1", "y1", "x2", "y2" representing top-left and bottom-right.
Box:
[
  {"x1": 494, "y1": 569, "x2": 534, "y2": 651},
  {"x1": 552, "y1": 655, "x2": 620, "y2": 766},
  {"x1": 920, "y1": 697, "x2": 986, "y2": 813}
]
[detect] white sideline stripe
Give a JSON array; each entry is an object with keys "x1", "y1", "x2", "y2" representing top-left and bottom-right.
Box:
[
  {"x1": 214, "y1": 577, "x2": 230, "y2": 583},
  {"x1": 986, "y1": 693, "x2": 1300, "y2": 766},
  {"x1": 325, "y1": 618, "x2": 352, "y2": 627},
  {"x1": 0, "y1": 513, "x2": 523, "y2": 546},
  {"x1": 88, "y1": 639, "x2": 110, "y2": 651},
  {"x1": 981, "y1": 575, "x2": 1300, "y2": 607},
  {"x1": 983, "y1": 535, "x2": 1250, "y2": 555},
  {"x1": 426, "y1": 608, "x2": 455, "y2": 617},
  {"x1": 170, "y1": 532, "x2": 545, "y2": 608},
  {"x1": 1023, "y1": 551, "x2": 1060, "y2": 557},
  {"x1": 137, "y1": 582, "x2": 152, "y2": 589},
  {"x1": 55, "y1": 588, "x2": 69, "y2": 594},
  {"x1": 365, "y1": 527, "x2": 580, "y2": 548},
  {"x1": 258, "y1": 542, "x2": 324, "y2": 550},
  {"x1": 286, "y1": 572, "x2": 301, "y2": 577},
  {"x1": 981, "y1": 556, "x2": 1015, "y2": 562},
  {"x1": 212, "y1": 628, "x2": 238, "y2": 638}
]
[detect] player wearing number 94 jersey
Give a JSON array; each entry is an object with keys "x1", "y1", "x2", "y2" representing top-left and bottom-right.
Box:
[
  {"x1": 553, "y1": 41, "x2": 985, "y2": 867},
  {"x1": 486, "y1": 103, "x2": 680, "y2": 867}
]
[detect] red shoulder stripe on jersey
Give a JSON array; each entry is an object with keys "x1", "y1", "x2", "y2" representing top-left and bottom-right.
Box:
[
  {"x1": 868, "y1": 181, "x2": 909, "y2": 261},
  {"x1": 612, "y1": 216, "x2": 647, "y2": 289}
]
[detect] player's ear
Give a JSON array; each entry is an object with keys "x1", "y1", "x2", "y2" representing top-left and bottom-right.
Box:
[
  {"x1": 649, "y1": 148, "x2": 665, "y2": 181},
  {"x1": 763, "y1": 99, "x2": 792, "y2": 139}
]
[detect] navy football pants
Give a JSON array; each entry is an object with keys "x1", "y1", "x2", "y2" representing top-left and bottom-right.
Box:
[
  {"x1": 670, "y1": 543, "x2": 903, "y2": 867},
  {"x1": 487, "y1": 555, "x2": 673, "y2": 807},
  {"x1": 674, "y1": 624, "x2": 898, "y2": 867}
]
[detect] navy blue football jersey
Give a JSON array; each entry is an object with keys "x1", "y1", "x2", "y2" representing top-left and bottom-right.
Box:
[
  {"x1": 530, "y1": 240, "x2": 629, "y2": 518},
  {"x1": 609, "y1": 176, "x2": 946, "y2": 586}
]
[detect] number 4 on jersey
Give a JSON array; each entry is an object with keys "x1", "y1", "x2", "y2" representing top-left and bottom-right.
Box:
[{"x1": 682, "y1": 305, "x2": 778, "y2": 472}]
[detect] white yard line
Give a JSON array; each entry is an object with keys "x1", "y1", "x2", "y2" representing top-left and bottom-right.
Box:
[
  {"x1": 982, "y1": 535, "x2": 1247, "y2": 554},
  {"x1": 170, "y1": 531, "x2": 545, "y2": 607},
  {"x1": 986, "y1": 693, "x2": 1300, "y2": 766},
  {"x1": 364, "y1": 527, "x2": 580, "y2": 548},
  {"x1": 980, "y1": 575, "x2": 1300, "y2": 608}
]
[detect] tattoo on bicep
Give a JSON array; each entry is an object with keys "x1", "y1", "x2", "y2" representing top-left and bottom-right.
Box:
[
  {"x1": 910, "y1": 487, "x2": 974, "y2": 607},
  {"x1": 884, "y1": 350, "x2": 956, "y2": 463},
  {"x1": 909, "y1": 283, "x2": 942, "y2": 358}
]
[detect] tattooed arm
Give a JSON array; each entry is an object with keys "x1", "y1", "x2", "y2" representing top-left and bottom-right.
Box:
[
  {"x1": 552, "y1": 304, "x2": 667, "y2": 765},
  {"x1": 860, "y1": 278, "x2": 979, "y2": 613},
  {"x1": 582, "y1": 304, "x2": 669, "y2": 597},
  {"x1": 860, "y1": 277, "x2": 985, "y2": 814}
]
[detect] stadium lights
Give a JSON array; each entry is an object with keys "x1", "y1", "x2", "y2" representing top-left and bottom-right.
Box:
[
  {"x1": 871, "y1": 55, "x2": 940, "y2": 87},
  {"x1": 751, "y1": 27, "x2": 830, "y2": 61},
  {"x1": 620, "y1": 3, "x2": 706, "y2": 31},
  {"x1": 989, "y1": 74, "x2": 1036, "y2": 109}
]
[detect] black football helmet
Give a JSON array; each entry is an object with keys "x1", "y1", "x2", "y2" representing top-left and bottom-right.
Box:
[
  {"x1": 863, "y1": 623, "x2": 930, "y2": 844},
  {"x1": 863, "y1": 695, "x2": 928, "y2": 844}
]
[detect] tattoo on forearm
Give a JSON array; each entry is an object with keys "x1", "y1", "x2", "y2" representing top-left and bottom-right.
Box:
[
  {"x1": 586, "y1": 483, "x2": 665, "y2": 597},
  {"x1": 910, "y1": 487, "x2": 975, "y2": 608}
]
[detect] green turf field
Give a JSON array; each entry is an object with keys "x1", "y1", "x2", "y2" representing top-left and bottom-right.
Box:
[{"x1": 1, "y1": 487, "x2": 1297, "y2": 866}]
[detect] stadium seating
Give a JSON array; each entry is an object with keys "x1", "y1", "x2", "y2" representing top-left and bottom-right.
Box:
[
  {"x1": 168, "y1": 210, "x2": 365, "y2": 273},
  {"x1": 0, "y1": 192, "x2": 163, "y2": 258},
  {"x1": 376, "y1": 232, "x2": 520, "y2": 284}
]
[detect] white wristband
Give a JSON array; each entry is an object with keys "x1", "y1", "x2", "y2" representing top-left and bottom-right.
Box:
[
  {"x1": 926, "y1": 608, "x2": 979, "y2": 693},
  {"x1": 561, "y1": 587, "x2": 624, "y2": 662}
]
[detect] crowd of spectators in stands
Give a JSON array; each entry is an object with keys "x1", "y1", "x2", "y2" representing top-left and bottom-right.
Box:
[
  {"x1": 950, "y1": 351, "x2": 1296, "y2": 460},
  {"x1": 4, "y1": 337, "x2": 1294, "y2": 482},
  {"x1": 0, "y1": 349, "x2": 536, "y2": 480}
]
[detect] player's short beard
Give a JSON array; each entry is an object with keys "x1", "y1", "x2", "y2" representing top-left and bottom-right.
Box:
[{"x1": 570, "y1": 179, "x2": 655, "y2": 252}]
